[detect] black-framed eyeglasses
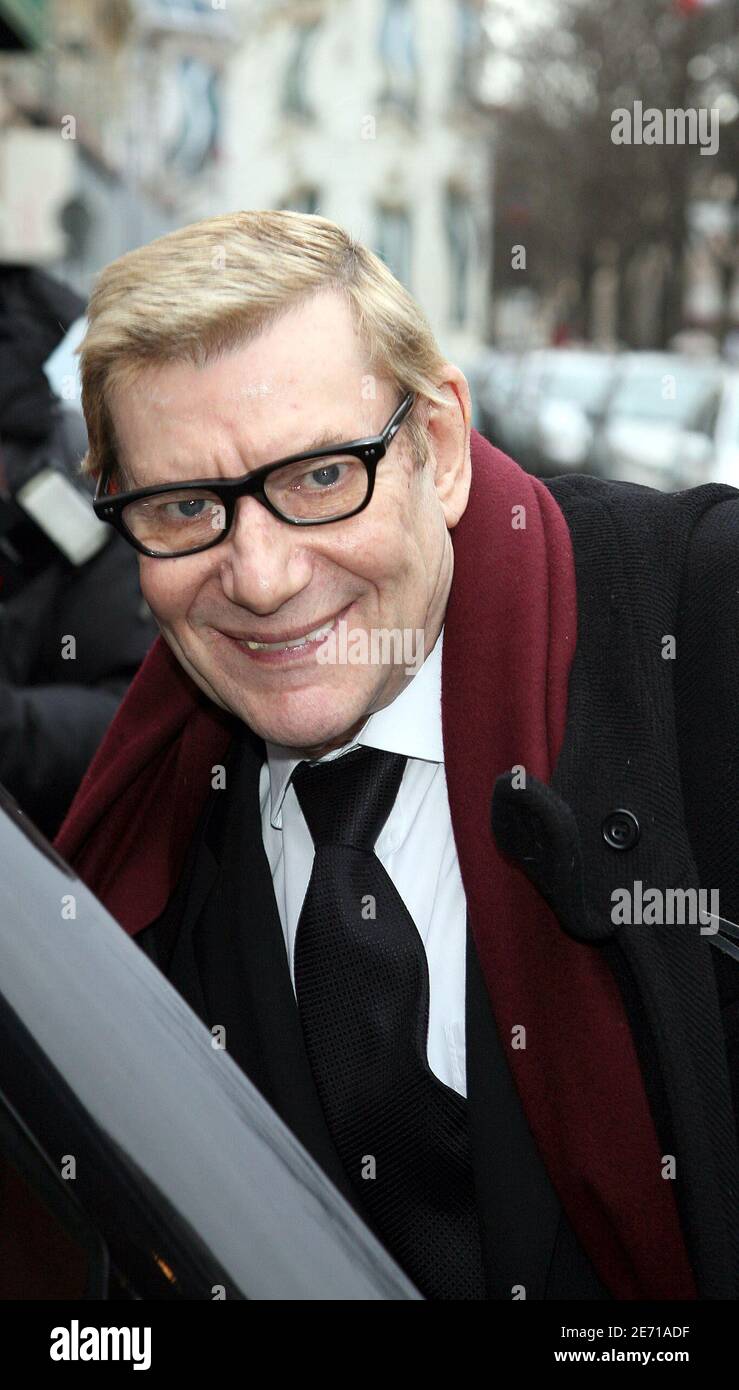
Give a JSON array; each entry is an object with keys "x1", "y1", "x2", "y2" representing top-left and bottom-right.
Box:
[{"x1": 93, "y1": 392, "x2": 416, "y2": 558}]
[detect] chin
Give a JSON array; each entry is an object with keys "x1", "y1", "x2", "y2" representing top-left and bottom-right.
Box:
[
  {"x1": 237, "y1": 692, "x2": 369, "y2": 755},
  {"x1": 254, "y1": 715, "x2": 359, "y2": 756}
]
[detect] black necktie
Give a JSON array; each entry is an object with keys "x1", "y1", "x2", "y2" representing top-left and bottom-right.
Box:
[{"x1": 291, "y1": 743, "x2": 487, "y2": 1300}]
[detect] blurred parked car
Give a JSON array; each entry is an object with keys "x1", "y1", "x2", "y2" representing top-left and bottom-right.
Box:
[
  {"x1": 522, "y1": 349, "x2": 619, "y2": 475},
  {"x1": 484, "y1": 350, "x2": 546, "y2": 468},
  {"x1": 455, "y1": 354, "x2": 489, "y2": 435},
  {"x1": 472, "y1": 348, "x2": 618, "y2": 477},
  {"x1": 591, "y1": 352, "x2": 728, "y2": 492},
  {"x1": 469, "y1": 350, "x2": 522, "y2": 452},
  {"x1": 0, "y1": 787, "x2": 418, "y2": 1301},
  {"x1": 710, "y1": 371, "x2": 739, "y2": 488}
]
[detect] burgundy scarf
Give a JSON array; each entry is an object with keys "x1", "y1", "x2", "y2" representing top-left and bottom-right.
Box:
[{"x1": 55, "y1": 427, "x2": 696, "y2": 1299}]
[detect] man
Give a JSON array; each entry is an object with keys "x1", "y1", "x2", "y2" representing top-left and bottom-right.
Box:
[
  {"x1": 56, "y1": 210, "x2": 739, "y2": 1301},
  {"x1": 0, "y1": 264, "x2": 157, "y2": 836}
]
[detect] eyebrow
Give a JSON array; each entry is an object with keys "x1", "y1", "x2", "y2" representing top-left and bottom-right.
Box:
[
  {"x1": 273, "y1": 425, "x2": 358, "y2": 457},
  {"x1": 229, "y1": 425, "x2": 359, "y2": 478},
  {"x1": 234, "y1": 424, "x2": 361, "y2": 474},
  {"x1": 118, "y1": 425, "x2": 361, "y2": 493}
]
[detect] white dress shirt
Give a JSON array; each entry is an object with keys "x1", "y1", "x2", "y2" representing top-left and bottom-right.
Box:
[{"x1": 259, "y1": 624, "x2": 469, "y2": 1097}]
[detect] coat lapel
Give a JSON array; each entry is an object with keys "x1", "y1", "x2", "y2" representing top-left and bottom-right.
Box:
[
  {"x1": 170, "y1": 725, "x2": 368, "y2": 1217},
  {"x1": 441, "y1": 439, "x2": 696, "y2": 1299},
  {"x1": 464, "y1": 913, "x2": 561, "y2": 1299},
  {"x1": 170, "y1": 735, "x2": 584, "y2": 1298}
]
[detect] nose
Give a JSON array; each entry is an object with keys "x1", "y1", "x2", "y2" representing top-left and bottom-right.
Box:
[{"x1": 217, "y1": 494, "x2": 314, "y2": 612}]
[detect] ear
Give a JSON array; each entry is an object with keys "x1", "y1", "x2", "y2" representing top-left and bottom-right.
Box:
[{"x1": 425, "y1": 367, "x2": 472, "y2": 529}]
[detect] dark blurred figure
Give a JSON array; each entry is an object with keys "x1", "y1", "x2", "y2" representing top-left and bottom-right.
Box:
[{"x1": 0, "y1": 266, "x2": 157, "y2": 837}]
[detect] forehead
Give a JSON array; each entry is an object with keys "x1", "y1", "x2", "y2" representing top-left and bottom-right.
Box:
[{"x1": 109, "y1": 290, "x2": 382, "y2": 481}]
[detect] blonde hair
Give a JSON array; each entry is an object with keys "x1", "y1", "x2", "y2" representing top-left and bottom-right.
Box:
[{"x1": 77, "y1": 209, "x2": 451, "y2": 486}]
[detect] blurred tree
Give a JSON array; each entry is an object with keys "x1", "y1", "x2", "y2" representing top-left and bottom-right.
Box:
[{"x1": 490, "y1": 0, "x2": 739, "y2": 347}]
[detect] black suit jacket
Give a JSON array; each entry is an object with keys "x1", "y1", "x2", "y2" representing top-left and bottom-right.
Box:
[{"x1": 137, "y1": 719, "x2": 610, "y2": 1299}]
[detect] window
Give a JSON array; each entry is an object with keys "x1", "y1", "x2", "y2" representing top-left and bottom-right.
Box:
[
  {"x1": 445, "y1": 189, "x2": 475, "y2": 327},
  {"x1": 135, "y1": 0, "x2": 233, "y2": 39},
  {"x1": 453, "y1": 1, "x2": 484, "y2": 98},
  {"x1": 162, "y1": 56, "x2": 221, "y2": 177},
  {"x1": 283, "y1": 21, "x2": 323, "y2": 118},
  {"x1": 283, "y1": 187, "x2": 321, "y2": 215},
  {"x1": 0, "y1": 1095, "x2": 108, "y2": 1299},
  {"x1": 375, "y1": 206, "x2": 412, "y2": 289},
  {"x1": 377, "y1": 0, "x2": 418, "y2": 118}
]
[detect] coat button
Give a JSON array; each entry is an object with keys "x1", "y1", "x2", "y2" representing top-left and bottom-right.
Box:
[{"x1": 602, "y1": 808, "x2": 640, "y2": 850}]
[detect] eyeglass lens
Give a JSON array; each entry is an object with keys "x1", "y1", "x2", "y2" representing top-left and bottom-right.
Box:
[{"x1": 121, "y1": 452, "x2": 370, "y2": 554}]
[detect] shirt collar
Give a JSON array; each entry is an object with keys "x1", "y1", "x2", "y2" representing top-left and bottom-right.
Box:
[{"x1": 264, "y1": 624, "x2": 445, "y2": 829}]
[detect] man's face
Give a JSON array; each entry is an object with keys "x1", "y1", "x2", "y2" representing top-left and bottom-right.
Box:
[{"x1": 109, "y1": 290, "x2": 471, "y2": 757}]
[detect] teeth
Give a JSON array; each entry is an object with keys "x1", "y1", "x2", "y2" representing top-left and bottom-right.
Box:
[{"x1": 244, "y1": 617, "x2": 336, "y2": 651}]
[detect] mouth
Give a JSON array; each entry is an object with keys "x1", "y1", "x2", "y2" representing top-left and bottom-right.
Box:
[{"x1": 217, "y1": 603, "x2": 352, "y2": 664}]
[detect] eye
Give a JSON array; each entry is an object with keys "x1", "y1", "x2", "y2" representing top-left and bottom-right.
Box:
[
  {"x1": 288, "y1": 459, "x2": 357, "y2": 491},
  {"x1": 303, "y1": 463, "x2": 345, "y2": 489},
  {"x1": 163, "y1": 497, "x2": 211, "y2": 520}
]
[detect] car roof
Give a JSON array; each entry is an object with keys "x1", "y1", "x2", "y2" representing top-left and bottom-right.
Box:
[{"x1": 0, "y1": 793, "x2": 419, "y2": 1300}]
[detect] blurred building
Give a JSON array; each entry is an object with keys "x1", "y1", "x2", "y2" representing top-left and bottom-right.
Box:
[
  {"x1": 0, "y1": 0, "x2": 235, "y2": 291},
  {"x1": 220, "y1": 0, "x2": 494, "y2": 361},
  {"x1": 0, "y1": 0, "x2": 495, "y2": 366}
]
